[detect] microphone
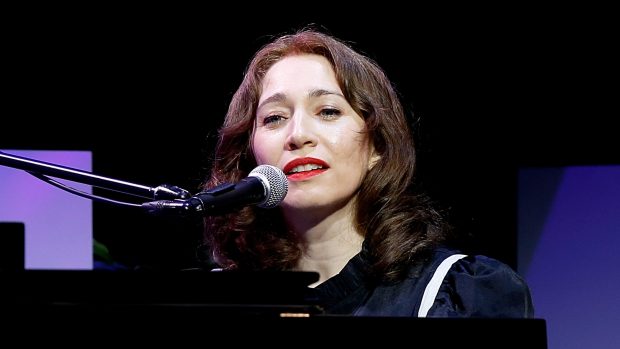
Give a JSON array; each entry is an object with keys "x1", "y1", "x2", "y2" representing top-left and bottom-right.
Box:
[{"x1": 142, "y1": 165, "x2": 288, "y2": 217}]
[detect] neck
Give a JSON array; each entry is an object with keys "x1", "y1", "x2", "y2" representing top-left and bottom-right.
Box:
[{"x1": 283, "y1": 200, "x2": 364, "y2": 287}]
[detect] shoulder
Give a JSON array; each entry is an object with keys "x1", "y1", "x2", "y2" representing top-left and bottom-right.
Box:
[{"x1": 425, "y1": 248, "x2": 534, "y2": 318}]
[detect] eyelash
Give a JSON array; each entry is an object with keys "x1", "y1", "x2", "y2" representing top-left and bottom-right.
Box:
[
  {"x1": 262, "y1": 108, "x2": 342, "y2": 126},
  {"x1": 263, "y1": 114, "x2": 286, "y2": 126},
  {"x1": 318, "y1": 108, "x2": 342, "y2": 120}
]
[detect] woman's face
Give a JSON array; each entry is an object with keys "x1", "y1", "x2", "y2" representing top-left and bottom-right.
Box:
[{"x1": 252, "y1": 54, "x2": 375, "y2": 214}]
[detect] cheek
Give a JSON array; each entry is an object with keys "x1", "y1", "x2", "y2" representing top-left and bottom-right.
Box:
[
  {"x1": 335, "y1": 135, "x2": 371, "y2": 169},
  {"x1": 252, "y1": 133, "x2": 276, "y2": 165}
]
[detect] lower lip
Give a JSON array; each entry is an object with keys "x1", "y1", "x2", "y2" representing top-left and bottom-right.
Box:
[{"x1": 286, "y1": 169, "x2": 327, "y2": 181}]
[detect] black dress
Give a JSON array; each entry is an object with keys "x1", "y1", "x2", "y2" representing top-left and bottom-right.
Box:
[{"x1": 312, "y1": 247, "x2": 534, "y2": 317}]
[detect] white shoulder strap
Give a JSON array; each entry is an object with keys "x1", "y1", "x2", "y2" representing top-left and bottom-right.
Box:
[{"x1": 417, "y1": 253, "x2": 467, "y2": 317}]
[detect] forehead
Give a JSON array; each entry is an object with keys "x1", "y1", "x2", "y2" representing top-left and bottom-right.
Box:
[{"x1": 261, "y1": 54, "x2": 340, "y2": 92}]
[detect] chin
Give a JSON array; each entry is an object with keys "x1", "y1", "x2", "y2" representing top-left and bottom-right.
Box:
[
  {"x1": 282, "y1": 200, "x2": 322, "y2": 211},
  {"x1": 281, "y1": 196, "x2": 352, "y2": 213}
]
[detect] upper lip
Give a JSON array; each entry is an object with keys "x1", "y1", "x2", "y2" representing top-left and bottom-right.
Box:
[{"x1": 283, "y1": 157, "x2": 329, "y2": 174}]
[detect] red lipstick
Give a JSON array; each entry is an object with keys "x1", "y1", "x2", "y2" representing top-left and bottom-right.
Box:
[{"x1": 283, "y1": 157, "x2": 329, "y2": 181}]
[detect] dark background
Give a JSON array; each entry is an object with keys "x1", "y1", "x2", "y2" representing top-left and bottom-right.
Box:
[{"x1": 2, "y1": 6, "x2": 617, "y2": 270}]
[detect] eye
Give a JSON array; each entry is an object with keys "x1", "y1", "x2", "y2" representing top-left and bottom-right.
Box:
[
  {"x1": 262, "y1": 114, "x2": 286, "y2": 127},
  {"x1": 318, "y1": 108, "x2": 342, "y2": 120}
]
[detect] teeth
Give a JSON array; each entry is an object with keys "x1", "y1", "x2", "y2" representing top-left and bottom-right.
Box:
[{"x1": 289, "y1": 164, "x2": 324, "y2": 173}]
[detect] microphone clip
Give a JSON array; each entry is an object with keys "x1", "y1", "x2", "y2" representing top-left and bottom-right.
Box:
[{"x1": 153, "y1": 184, "x2": 192, "y2": 200}]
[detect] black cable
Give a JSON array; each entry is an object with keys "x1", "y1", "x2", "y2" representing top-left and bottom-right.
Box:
[{"x1": 27, "y1": 171, "x2": 141, "y2": 207}]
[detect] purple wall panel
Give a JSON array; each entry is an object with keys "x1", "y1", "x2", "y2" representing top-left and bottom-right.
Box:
[
  {"x1": 519, "y1": 165, "x2": 620, "y2": 349},
  {"x1": 0, "y1": 150, "x2": 92, "y2": 269}
]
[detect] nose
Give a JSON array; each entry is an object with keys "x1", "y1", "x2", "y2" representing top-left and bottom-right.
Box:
[{"x1": 285, "y1": 111, "x2": 317, "y2": 151}]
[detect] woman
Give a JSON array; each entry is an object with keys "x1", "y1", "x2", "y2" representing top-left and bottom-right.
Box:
[{"x1": 203, "y1": 29, "x2": 533, "y2": 317}]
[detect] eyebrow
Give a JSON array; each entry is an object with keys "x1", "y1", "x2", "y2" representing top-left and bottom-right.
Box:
[
  {"x1": 257, "y1": 93, "x2": 287, "y2": 111},
  {"x1": 308, "y1": 88, "x2": 344, "y2": 100},
  {"x1": 257, "y1": 89, "x2": 345, "y2": 111}
]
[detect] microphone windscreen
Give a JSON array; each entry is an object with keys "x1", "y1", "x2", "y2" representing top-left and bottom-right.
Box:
[{"x1": 249, "y1": 165, "x2": 288, "y2": 208}]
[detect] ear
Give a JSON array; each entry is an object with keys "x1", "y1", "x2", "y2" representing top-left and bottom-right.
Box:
[{"x1": 367, "y1": 149, "x2": 381, "y2": 170}]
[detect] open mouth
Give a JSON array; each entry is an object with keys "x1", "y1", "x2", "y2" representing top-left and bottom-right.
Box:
[{"x1": 283, "y1": 157, "x2": 329, "y2": 180}]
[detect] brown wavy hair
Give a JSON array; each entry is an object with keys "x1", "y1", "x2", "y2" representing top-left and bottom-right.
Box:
[{"x1": 203, "y1": 29, "x2": 448, "y2": 282}]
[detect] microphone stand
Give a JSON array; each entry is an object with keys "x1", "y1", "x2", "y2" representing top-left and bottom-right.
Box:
[{"x1": 0, "y1": 150, "x2": 190, "y2": 201}]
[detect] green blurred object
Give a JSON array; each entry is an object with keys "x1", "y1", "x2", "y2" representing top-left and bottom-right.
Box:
[
  {"x1": 93, "y1": 239, "x2": 129, "y2": 270},
  {"x1": 93, "y1": 239, "x2": 113, "y2": 263}
]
